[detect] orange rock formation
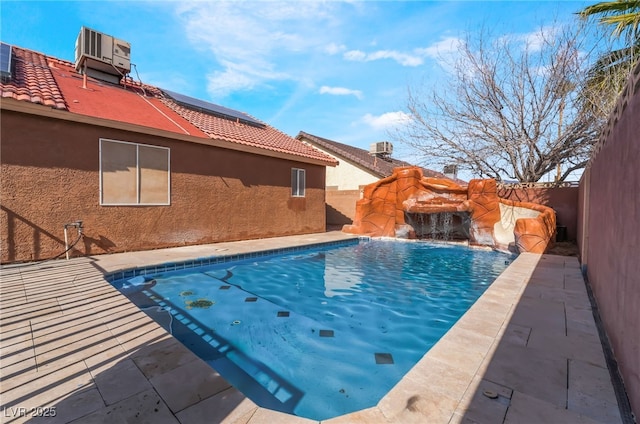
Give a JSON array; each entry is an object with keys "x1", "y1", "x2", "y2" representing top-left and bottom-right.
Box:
[{"x1": 343, "y1": 167, "x2": 556, "y2": 253}]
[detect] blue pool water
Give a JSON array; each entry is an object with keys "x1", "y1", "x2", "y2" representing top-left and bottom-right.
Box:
[{"x1": 112, "y1": 239, "x2": 512, "y2": 420}]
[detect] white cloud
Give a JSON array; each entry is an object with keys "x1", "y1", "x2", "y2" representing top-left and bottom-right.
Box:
[
  {"x1": 367, "y1": 50, "x2": 423, "y2": 67},
  {"x1": 415, "y1": 36, "x2": 465, "y2": 71},
  {"x1": 319, "y1": 86, "x2": 363, "y2": 99},
  {"x1": 416, "y1": 36, "x2": 464, "y2": 58},
  {"x1": 175, "y1": 2, "x2": 341, "y2": 97},
  {"x1": 361, "y1": 111, "x2": 412, "y2": 130},
  {"x1": 205, "y1": 59, "x2": 290, "y2": 97},
  {"x1": 324, "y1": 43, "x2": 347, "y2": 55},
  {"x1": 512, "y1": 26, "x2": 560, "y2": 52},
  {"x1": 344, "y1": 50, "x2": 368, "y2": 61},
  {"x1": 343, "y1": 36, "x2": 464, "y2": 68},
  {"x1": 522, "y1": 29, "x2": 548, "y2": 52},
  {"x1": 172, "y1": 3, "x2": 468, "y2": 99},
  {"x1": 206, "y1": 68, "x2": 257, "y2": 97},
  {"x1": 344, "y1": 49, "x2": 423, "y2": 67}
]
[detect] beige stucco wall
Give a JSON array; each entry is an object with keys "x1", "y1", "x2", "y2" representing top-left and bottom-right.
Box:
[
  {"x1": 303, "y1": 145, "x2": 380, "y2": 225},
  {"x1": 312, "y1": 148, "x2": 380, "y2": 191},
  {"x1": 578, "y1": 65, "x2": 639, "y2": 416},
  {"x1": 1, "y1": 111, "x2": 327, "y2": 263}
]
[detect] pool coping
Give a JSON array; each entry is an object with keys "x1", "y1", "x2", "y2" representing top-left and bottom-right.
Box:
[
  {"x1": 104, "y1": 237, "x2": 362, "y2": 284},
  {"x1": 0, "y1": 231, "x2": 622, "y2": 423}
]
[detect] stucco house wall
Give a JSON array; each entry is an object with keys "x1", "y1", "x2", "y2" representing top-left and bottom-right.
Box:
[
  {"x1": 578, "y1": 63, "x2": 640, "y2": 417},
  {"x1": 1, "y1": 110, "x2": 327, "y2": 263},
  {"x1": 321, "y1": 149, "x2": 384, "y2": 191}
]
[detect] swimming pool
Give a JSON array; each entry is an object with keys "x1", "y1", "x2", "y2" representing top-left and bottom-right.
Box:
[{"x1": 111, "y1": 239, "x2": 512, "y2": 420}]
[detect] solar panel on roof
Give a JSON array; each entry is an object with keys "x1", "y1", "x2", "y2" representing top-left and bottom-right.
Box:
[
  {"x1": 161, "y1": 88, "x2": 265, "y2": 128},
  {"x1": 0, "y1": 43, "x2": 13, "y2": 81}
]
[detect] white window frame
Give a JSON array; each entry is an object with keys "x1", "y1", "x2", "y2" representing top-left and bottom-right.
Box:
[
  {"x1": 99, "y1": 138, "x2": 171, "y2": 206},
  {"x1": 291, "y1": 168, "x2": 306, "y2": 197}
]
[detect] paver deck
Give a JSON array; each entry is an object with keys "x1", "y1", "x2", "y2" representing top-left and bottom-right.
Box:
[{"x1": 0, "y1": 232, "x2": 624, "y2": 423}]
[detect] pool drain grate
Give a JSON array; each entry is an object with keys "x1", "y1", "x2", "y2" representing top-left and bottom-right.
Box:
[
  {"x1": 375, "y1": 353, "x2": 394, "y2": 364},
  {"x1": 319, "y1": 330, "x2": 334, "y2": 337},
  {"x1": 277, "y1": 311, "x2": 290, "y2": 317},
  {"x1": 245, "y1": 297, "x2": 257, "y2": 302}
]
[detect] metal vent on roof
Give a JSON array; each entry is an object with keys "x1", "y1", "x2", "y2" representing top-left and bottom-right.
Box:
[
  {"x1": 1, "y1": 43, "x2": 13, "y2": 82},
  {"x1": 369, "y1": 141, "x2": 393, "y2": 155},
  {"x1": 443, "y1": 164, "x2": 458, "y2": 179},
  {"x1": 74, "y1": 26, "x2": 131, "y2": 84},
  {"x1": 161, "y1": 88, "x2": 265, "y2": 128}
]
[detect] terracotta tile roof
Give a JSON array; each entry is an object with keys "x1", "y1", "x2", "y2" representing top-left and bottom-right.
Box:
[
  {"x1": 49, "y1": 60, "x2": 211, "y2": 138},
  {"x1": 1, "y1": 44, "x2": 336, "y2": 166},
  {"x1": 162, "y1": 100, "x2": 334, "y2": 163},
  {"x1": 297, "y1": 131, "x2": 449, "y2": 179},
  {"x1": 0, "y1": 46, "x2": 67, "y2": 110}
]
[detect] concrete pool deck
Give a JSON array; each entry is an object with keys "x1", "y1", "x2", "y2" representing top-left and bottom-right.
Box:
[{"x1": 0, "y1": 232, "x2": 624, "y2": 423}]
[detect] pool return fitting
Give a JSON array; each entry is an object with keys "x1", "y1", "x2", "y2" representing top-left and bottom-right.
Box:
[{"x1": 63, "y1": 220, "x2": 84, "y2": 260}]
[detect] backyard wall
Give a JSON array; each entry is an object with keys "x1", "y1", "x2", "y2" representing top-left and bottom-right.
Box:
[
  {"x1": 1, "y1": 111, "x2": 327, "y2": 263},
  {"x1": 497, "y1": 185, "x2": 579, "y2": 241},
  {"x1": 325, "y1": 188, "x2": 360, "y2": 226},
  {"x1": 328, "y1": 181, "x2": 578, "y2": 244},
  {"x1": 578, "y1": 63, "x2": 640, "y2": 416}
]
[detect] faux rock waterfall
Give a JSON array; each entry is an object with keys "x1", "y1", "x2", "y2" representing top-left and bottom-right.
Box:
[{"x1": 343, "y1": 167, "x2": 556, "y2": 254}]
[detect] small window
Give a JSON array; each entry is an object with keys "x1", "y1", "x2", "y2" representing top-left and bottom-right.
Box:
[
  {"x1": 291, "y1": 168, "x2": 305, "y2": 197},
  {"x1": 100, "y1": 139, "x2": 170, "y2": 205}
]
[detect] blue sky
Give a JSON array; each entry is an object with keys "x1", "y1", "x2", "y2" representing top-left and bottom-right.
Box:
[{"x1": 1, "y1": 0, "x2": 593, "y2": 169}]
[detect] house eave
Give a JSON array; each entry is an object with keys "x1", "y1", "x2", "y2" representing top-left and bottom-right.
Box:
[
  {"x1": 299, "y1": 136, "x2": 386, "y2": 176},
  {"x1": 1, "y1": 98, "x2": 337, "y2": 168}
]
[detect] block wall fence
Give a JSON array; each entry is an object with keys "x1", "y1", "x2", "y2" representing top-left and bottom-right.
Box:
[{"x1": 578, "y1": 61, "x2": 640, "y2": 417}]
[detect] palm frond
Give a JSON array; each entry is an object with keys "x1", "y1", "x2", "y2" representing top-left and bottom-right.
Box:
[
  {"x1": 579, "y1": 0, "x2": 640, "y2": 18},
  {"x1": 578, "y1": 0, "x2": 640, "y2": 37},
  {"x1": 601, "y1": 12, "x2": 640, "y2": 36},
  {"x1": 590, "y1": 43, "x2": 640, "y2": 72}
]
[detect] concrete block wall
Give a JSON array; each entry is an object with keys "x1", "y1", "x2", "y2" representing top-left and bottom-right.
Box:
[{"x1": 578, "y1": 62, "x2": 640, "y2": 417}]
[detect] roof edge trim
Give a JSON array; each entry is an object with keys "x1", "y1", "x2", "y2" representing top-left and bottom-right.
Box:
[{"x1": 1, "y1": 99, "x2": 337, "y2": 167}]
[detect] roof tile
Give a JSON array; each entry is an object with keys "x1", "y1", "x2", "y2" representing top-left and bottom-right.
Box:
[
  {"x1": 163, "y1": 101, "x2": 334, "y2": 164},
  {"x1": 297, "y1": 131, "x2": 449, "y2": 179},
  {"x1": 1, "y1": 44, "x2": 337, "y2": 166},
  {"x1": 0, "y1": 46, "x2": 67, "y2": 110}
]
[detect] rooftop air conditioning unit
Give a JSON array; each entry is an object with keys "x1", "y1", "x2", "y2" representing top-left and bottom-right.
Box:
[
  {"x1": 443, "y1": 164, "x2": 458, "y2": 179},
  {"x1": 369, "y1": 141, "x2": 393, "y2": 155},
  {"x1": 75, "y1": 26, "x2": 130, "y2": 84}
]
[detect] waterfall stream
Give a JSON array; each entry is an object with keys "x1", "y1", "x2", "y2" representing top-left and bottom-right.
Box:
[{"x1": 404, "y1": 211, "x2": 470, "y2": 241}]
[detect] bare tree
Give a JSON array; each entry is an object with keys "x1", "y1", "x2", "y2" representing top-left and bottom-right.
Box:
[{"x1": 393, "y1": 24, "x2": 607, "y2": 183}]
